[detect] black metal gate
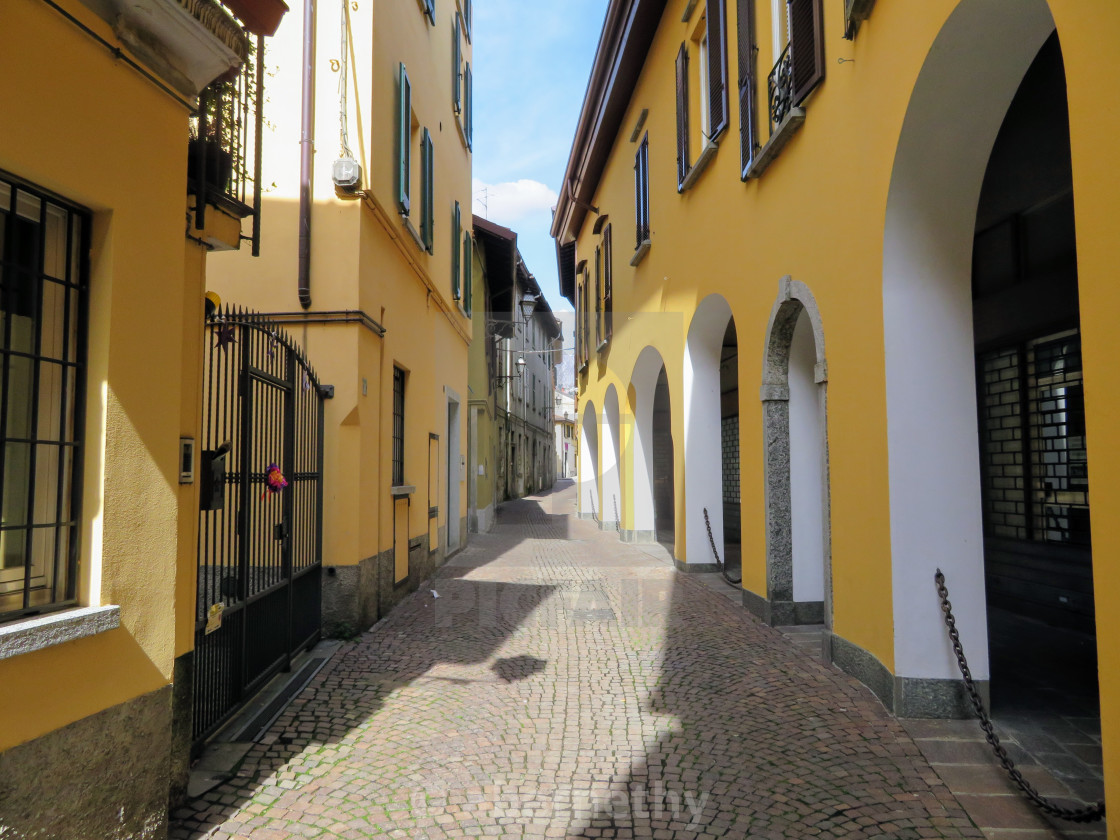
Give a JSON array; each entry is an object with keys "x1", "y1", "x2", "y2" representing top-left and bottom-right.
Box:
[{"x1": 192, "y1": 308, "x2": 325, "y2": 751}]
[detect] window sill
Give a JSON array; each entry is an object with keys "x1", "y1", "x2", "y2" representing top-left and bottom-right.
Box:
[
  {"x1": 744, "y1": 107, "x2": 805, "y2": 180},
  {"x1": 678, "y1": 138, "x2": 719, "y2": 193},
  {"x1": 597, "y1": 339, "x2": 610, "y2": 352},
  {"x1": 400, "y1": 214, "x2": 430, "y2": 254},
  {"x1": 630, "y1": 239, "x2": 651, "y2": 267},
  {"x1": 0, "y1": 605, "x2": 120, "y2": 661},
  {"x1": 390, "y1": 484, "x2": 416, "y2": 497}
]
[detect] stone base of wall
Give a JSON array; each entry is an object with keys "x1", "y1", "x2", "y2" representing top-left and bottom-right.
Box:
[
  {"x1": 674, "y1": 559, "x2": 721, "y2": 574},
  {"x1": 470, "y1": 504, "x2": 494, "y2": 534},
  {"x1": 0, "y1": 686, "x2": 172, "y2": 839},
  {"x1": 740, "y1": 589, "x2": 824, "y2": 626},
  {"x1": 169, "y1": 653, "x2": 194, "y2": 808},
  {"x1": 619, "y1": 529, "x2": 657, "y2": 544}
]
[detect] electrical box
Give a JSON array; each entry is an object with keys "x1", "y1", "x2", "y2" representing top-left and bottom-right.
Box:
[{"x1": 199, "y1": 445, "x2": 230, "y2": 511}]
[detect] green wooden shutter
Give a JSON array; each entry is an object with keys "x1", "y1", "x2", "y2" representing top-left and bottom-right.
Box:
[
  {"x1": 675, "y1": 44, "x2": 690, "y2": 190},
  {"x1": 706, "y1": 0, "x2": 729, "y2": 139},
  {"x1": 464, "y1": 0, "x2": 472, "y2": 38},
  {"x1": 594, "y1": 245, "x2": 602, "y2": 348},
  {"x1": 424, "y1": 0, "x2": 435, "y2": 25},
  {"x1": 789, "y1": 0, "x2": 825, "y2": 106},
  {"x1": 451, "y1": 200, "x2": 461, "y2": 300},
  {"x1": 453, "y1": 14, "x2": 462, "y2": 114},
  {"x1": 463, "y1": 231, "x2": 473, "y2": 316},
  {"x1": 397, "y1": 63, "x2": 411, "y2": 214},
  {"x1": 465, "y1": 63, "x2": 473, "y2": 150},
  {"x1": 420, "y1": 128, "x2": 434, "y2": 252},
  {"x1": 603, "y1": 224, "x2": 613, "y2": 342},
  {"x1": 737, "y1": 0, "x2": 757, "y2": 178}
]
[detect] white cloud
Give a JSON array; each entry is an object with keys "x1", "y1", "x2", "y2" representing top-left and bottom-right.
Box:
[{"x1": 472, "y1": 178, "x2": 558, "y2": 225}]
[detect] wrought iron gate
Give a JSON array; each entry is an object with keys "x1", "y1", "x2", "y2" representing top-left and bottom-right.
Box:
[{"x1": 192, "y1": 308, "x2": 325, "y2": 751}]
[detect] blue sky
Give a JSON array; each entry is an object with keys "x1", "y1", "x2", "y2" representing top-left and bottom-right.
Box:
[{"x1": 471, "y1": 1, "x2": 609, "y2": 314}]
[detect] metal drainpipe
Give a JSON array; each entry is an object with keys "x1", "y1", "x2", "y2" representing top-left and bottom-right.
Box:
[{"x1": 297, "y1": 0, "x2": 315, "y2": 309}]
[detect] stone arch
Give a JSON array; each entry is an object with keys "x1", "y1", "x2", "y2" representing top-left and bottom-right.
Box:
[
  {"x1": 882, "y1": 0, "x2": 1057, "y2": 713},
  {"x1": 579, "y1": 400, "x2": 599, "y2": 519},
  {"x1": 684, "y1": 294, "x2": 737, "y2": 569},
  {"x1": 759, "y1": 277, "x2": 830, "y2": 627},
  {"x1": 601, "y1": 385, "x2": 622, "y2": 529}
]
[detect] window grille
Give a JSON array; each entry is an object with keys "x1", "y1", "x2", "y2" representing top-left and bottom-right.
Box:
[{"x1": 0, "y1": 174, "x2": 89, "y2": 622}]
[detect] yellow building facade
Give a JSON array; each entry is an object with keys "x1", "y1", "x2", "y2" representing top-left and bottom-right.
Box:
[
  {"x1": 0, "y1": 0, "x2": 270, "y2": 834},
  {"x1": 555, "y1": 0, "x2": 1120, "y2": 824},
  {"x1": 206, "y1": 0, "x2": 474, "y2": 634}
]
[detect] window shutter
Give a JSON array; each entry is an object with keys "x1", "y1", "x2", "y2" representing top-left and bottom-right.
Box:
[
  {"x1": 789, "y1": 0, "x2": 825, "y2": 106},
  {"x1": 451, "y1": 201, "x2": 461, "y2": 300},
  {"x1": 603, "y1": 224, "x2": 613, "y2": 342},
  {"x1": 464, "y1": 0, "x2": 472, "y2": 37},
  {"x1": 465, "y1": 64, "x2": 473, "y2": 150},
  {"x1": 675, "y1": 43, "x2": 690, "y2": 189},
  {"x1": 463, "y1": 231, "x2": 473, "y2": 316},
  {"x1": 634, "y1": 145, "x2": 643, "y2": 248},
  {"x1": 424, "y1": 0, "x2": 435, "y2": 25},
  {"x1": 635, "y1": 133, "x2": 650, "y2": 246},
  {"x1": 397, "y1": 63, "x2": 410, "y2": 214},
  {"x1": 594, "y1": 246, "x2": 602, "y2": 348},
  {"x1": 452, "y1": 15, "x2": 462, "y2": 113},
  {"x1": 420, "y1": 128, "x2": 434, "y2": 251},
  {"x1": 737, "y1": 0, "x2": 757, "y2": 177},
  {"x1": 706, "y1": 0, "x2": 729, "y2": 139}
]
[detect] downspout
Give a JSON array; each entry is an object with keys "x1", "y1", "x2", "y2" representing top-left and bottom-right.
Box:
[{"x1": 298, "y1": 0, "x2": 315, "y2": 308}]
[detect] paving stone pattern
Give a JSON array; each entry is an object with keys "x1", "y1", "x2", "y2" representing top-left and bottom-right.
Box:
[{"x1": 172, "y1": 483, "x2": 985, "y2": 839}]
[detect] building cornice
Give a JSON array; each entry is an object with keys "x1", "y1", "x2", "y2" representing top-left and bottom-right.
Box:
[{"x1": 550, "y1": 0, "x2": 667, "y2": 257}]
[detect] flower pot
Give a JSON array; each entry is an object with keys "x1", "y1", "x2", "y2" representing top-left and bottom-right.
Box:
[
  {"x1": 188, "y1": 138, "x2": 234, "y2": 194},
  {"x1": 220, "y1": 0, "x2": 290, "y2": 36}
]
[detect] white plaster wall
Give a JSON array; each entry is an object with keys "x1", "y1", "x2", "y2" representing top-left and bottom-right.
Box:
[
  {"x1": 789, "y1": 311, "x2": 825, "y2": 603},
  {"x1": 601, "y1": 387, "x2": 623, "y2": 525},
  {"x1": 684, "y1": 296, "x2": 733, "y2": 566},
  {"x1": 579, "y1": 405, "x2": 599, "y2": 516},
  {"x1": 883, "y1": 0, "x2": 1054, "y2": 681},
  {"x1": 630, "y1": 347, "x2": 665, "y2": 533}
]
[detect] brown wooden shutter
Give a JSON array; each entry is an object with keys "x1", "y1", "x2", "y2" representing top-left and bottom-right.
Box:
[
  {"x1": 594, "y1": 246, "x2": 602, "y2": 348},
  {"x1": 675, "y1": 43, "x2": 690, "y2": 189},
  {"x1": 737, "y1": 0, "x2": 757, "y2": 177},
  {"x1": 789, "y1": 0, "x2": 825, "y2": 106},
  {"x1": 604, "y1": 224, "x2": 613, "y2": 342},
  {"x1": 706, "y1": 0, "x2": 728, "y2": 139}
]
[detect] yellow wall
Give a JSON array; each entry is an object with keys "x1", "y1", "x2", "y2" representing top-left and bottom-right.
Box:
[
  {"x1": 570, "y1": 0, "x2": 1120, "y2": 821},
  {"x1": 0, "y1": 0, "x2": 207, "y2": 748},
  {"x1": 207, "y1": 0, "x2": 472, "y2": 572},
  {"x1": 468, "y1": 244, "x2": 497, "y2": 520}
]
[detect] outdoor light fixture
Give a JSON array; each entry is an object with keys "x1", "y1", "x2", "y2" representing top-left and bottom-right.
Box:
[
  {"x1": 496, "y1": 355, "x2": 526, "y2": 382},
  {"x1": 519, "y1": 294, "x2": 538, "y2": 321}
]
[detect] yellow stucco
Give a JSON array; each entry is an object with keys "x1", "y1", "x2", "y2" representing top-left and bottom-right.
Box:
[
  {"x1": 566, "y1": 0, "x2": 1120, "y2": 825},
  {"x1": 0, "y1": 0, "x2": 214, "y2": 750},
  {"x1": 206, "y1": 0, "x2": 472, "y2": 592}
]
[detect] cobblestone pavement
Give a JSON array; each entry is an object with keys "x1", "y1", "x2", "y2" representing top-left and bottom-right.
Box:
[{"x1": 172, "y1": 482, "x2": 986, "y2": 839}]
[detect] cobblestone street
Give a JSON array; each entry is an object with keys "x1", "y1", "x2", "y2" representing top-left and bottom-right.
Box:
[{"x1": 172, "y1": 482, "x2": 988, "y2": 839}]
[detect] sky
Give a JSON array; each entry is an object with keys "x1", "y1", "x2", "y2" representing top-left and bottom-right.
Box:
[{"x1": 471, "y1": 1, "x2": 610, "y2": 316}]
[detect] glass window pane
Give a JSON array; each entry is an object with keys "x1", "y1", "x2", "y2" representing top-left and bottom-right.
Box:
[
  {"x1": 36, "y1": 362, "x2": 64, "y2": 441},
  {"x1": 34, "y1": 444, "x2": 60, "y2": 525},
  {"x1": 14, "y1": 190, "x2": 40, "y2": 223},
  {"x1": 2, "y1": 442, "x2": 31, "y2": 528},
  {"x1": 43, "y1": 204, "x2": 67, "y2": 281},
  {"x1": 67, "y1": 287, "x2": 80, "y2": 363},
  {"x1": 40, "y1": 281, "x2": 65, "y2": 361},
  {"x1": 6, "y1": 355, "x2": 33, "y2": 437},
  {"x1": 0, "y1": 527, "x2": 26, "y2": 573}
]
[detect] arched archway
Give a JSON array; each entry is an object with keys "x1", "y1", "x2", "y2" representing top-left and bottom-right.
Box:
[
  {"x1": 760, "y1": 277, "x2": 830, "y2": 627},
  {"x1": 629, "y1": 346, "x2": 675, "y2": 546},
  {"x1": 882, "y1": 0, "x2": 1097, "y2": 726},
  {"x1": 579, "y1": 401, "x2": 599, "y2": 519},
  {"x1": 601, "y1": 385, "x2": 622, "y2": 529},
  {"x1": 684, "y1": 295, "x2": 739, "y2": 571}
]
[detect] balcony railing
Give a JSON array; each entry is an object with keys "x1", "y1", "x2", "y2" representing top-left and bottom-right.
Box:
[
  {"x1": 766, "y1": 42, "x2": 794, "y2": 135},
  {"x1": 189, "y1": 35, "x2": 265, "y2": 253}
]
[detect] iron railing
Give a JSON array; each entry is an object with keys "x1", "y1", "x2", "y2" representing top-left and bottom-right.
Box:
[
  {"x1": 189, "y1": 33, "x2": 265, "y2": 253},
  {"x1": 767, "y1": 42, "x2": 794, "y2": 134}
]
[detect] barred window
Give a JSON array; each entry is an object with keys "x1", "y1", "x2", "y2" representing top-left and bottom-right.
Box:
[
  {"x1": 0, "y1": 174, "x2": 88, "y2": 622},
  {"x1": 392, "y1": 366, "x2": 406, "y2": 486}
]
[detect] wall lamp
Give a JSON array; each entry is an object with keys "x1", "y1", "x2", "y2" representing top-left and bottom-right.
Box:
[{"x1": 496, "y1": 356, "x2": 527, "y2": 381}]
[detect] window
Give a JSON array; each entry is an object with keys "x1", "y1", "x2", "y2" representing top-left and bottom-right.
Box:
[
  {"x1": 737, "y1": 0, "x2": 759, "y2": 176},
  {"x1": 392, "y1": 366, "x2": 406, "y2": 486},
  {"x1": 461, "y1": 0, "x2": 472, "y2": 40},
  {"x1": 577, "y1": 262, "x2": 590, "y2": 371},
  {"x1": 593, "y1": 217, "x2": 612, "y2": 348},
  {"x1": 451, "y1": 200, "x2": 461, "y2": 300},
  {"x1": 675, "y1": 0, "x2": 728, "y2": 191},
  {"x1": 602, "y1": 224, "x2": 613, "y2": 345},
  {"x1": 594, "y1": 246, "x2": 602, "y2": 349},
  {"x1": 417, "y1": 0, "x2": 435, "y2": 25},
  {"x1": 634, "y1": 133, "x2": 651, "y2": 250},
  {"x1": 0, "y1": 175, "x2": 89, "y2": 622},
  {"x1": 453, "y1": 13, "x2": 473, "y2": 151},
  {"x1": 453, "y1": 13, "x2": 462, "y2": 114},
  {"x1": 978, "y1": 330, "x2": 1089, "y2": 547}
]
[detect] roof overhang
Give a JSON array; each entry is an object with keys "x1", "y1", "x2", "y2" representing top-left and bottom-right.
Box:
[{"x1": 550, "y1": 0, "x2": 667, "y2": 251}]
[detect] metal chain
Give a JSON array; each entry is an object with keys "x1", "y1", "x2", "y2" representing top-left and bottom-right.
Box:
[
  {"x1": 934, "y1": 569, "x2": 1105, "y2": 823},
  {"x1": 703, "y1": 507, "x2": 741, "y2": 586},
  {"x1": 613, "y1": 495, "x2": 621, "y2": 533},
  {"x1": 589, "y1": 494, "x2": 597, "y2": 524}
]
